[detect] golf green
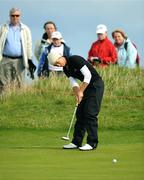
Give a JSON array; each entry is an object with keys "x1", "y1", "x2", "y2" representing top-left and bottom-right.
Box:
[{"x1": 0, "y1": 129, "x2": 143, "y2": 180}]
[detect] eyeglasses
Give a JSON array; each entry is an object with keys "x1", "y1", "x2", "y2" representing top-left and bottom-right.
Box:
[
  {"x1": 97, "y1": 33, "x2": 104, "y2": 36},
  {"x1": 11, "y1": 14, "x2": 20, "y2": 17}
]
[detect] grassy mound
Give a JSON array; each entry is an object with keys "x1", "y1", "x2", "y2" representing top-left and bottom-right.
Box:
[{"x1": 0, "y1": 66, "x2": 144, "y2": 130}]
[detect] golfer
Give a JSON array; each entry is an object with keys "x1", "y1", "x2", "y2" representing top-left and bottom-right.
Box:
[{"x1": 48, "y1": 52, "x2": 104, "y2": 151}]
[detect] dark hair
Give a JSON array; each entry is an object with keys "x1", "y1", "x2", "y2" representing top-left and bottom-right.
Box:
[{"x1": 43, "y1": 21, "x2": 57, "y2": 30}]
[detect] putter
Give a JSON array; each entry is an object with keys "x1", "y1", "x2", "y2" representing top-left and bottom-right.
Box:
[{"x1": 61, "y1": 105, "x2": 78, "y2": 141}]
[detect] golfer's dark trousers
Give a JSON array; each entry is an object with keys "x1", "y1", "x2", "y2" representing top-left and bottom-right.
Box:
[{"x1": 72, "y1": 78, "x2": 104, "y2": 148}]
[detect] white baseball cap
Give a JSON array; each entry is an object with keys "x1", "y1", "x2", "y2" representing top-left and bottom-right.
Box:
[
  {"x1": 48, "y1": 52, "x2": 62, "y2": 65},
  {"x1": 51, "y1": 31, "x2": 62, "y2": 39},
  {"x1": 96, "y1": 24, "x2": 107, "y2": 34}
]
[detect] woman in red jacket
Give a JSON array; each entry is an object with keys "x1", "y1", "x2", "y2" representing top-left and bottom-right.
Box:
[{"x1": 88, "y1": 24, "x2": 117, "y2": 68}]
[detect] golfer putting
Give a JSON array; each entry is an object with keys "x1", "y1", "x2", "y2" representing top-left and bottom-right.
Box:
[{"x1": 48, "y1": 53, "x2": 104, "y2": 151}]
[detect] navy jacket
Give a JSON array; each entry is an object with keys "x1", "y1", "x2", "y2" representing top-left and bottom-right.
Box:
[{"x1": 37, "y1": 43, "x2": 71, "y2": 77}]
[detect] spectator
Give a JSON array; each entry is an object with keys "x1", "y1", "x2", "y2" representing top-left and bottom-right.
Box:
[
  {"x1": 48, "y1": 52, "x2": 104, "y2": 151},
  {"x1": 34, "y1": 21, "x2": 57, "y2": 62},
  {"x1": 88, "y1": 24, "x2": 117, "y2": 68},
  {"x1": 0, "y1": 7, "x2": 36, "y2": 92},
  {"x1": 112, "y1": 29, "x2": 137, "y2": 68},
  {"x1": 37, "y1": 31, "x2": 71, "y2": 77}
]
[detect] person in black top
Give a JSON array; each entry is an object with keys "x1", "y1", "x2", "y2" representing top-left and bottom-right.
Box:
[{"x1": 48, "y1": 52, "x2": 104, "y2": 151}]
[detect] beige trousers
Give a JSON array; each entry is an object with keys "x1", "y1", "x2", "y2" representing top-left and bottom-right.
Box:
[{"x1": 0, "y1": 57, "x2": 25, "y2": 91}]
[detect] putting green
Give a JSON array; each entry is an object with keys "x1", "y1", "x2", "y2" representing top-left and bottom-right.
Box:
[{"x1": 0, "y1": 129, "x2": 143, "y2": 180}]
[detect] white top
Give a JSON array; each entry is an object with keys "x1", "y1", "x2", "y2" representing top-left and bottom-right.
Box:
[
  {"x1": 69, "y1": 65, "x2": 92, "y2": 87},
  {"x1": 80, "y1": 65, "x2": 92, "y2": 84}
]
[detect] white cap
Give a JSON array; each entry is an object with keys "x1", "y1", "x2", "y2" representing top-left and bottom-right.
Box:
[
  {"x1": 51, "y1": 31, "x2": 62, "y2": 39},
  {"x1": 96, "y1": 24, "x2": 107, "y2": 34},
  {"x1": 48, "y1": 52, "x2": 62, "y2": 65}
]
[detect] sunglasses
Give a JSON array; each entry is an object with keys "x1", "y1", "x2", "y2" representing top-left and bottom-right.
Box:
[{"x1": 11, "y1": 14, "x2": 20, "y2": 17}]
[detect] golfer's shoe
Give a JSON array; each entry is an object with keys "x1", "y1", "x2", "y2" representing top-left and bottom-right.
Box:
[
  {"x1": 63, "y1": 143, "x2": 78, "y2": 149},
  {"x1": 79, "y1": 144, "x2": 94, "y2": 151}
]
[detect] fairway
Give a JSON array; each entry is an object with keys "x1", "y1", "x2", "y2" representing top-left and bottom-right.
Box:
[{"x1": 0, "y1": 129, "x2": 143, "y2": 180}]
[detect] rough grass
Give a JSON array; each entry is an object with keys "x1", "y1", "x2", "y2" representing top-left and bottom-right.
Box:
[{"x1": 0, "y1": 66, "x2": 144, "y2": 130}]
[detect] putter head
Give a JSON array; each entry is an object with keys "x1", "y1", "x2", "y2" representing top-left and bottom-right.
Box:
[{"x1": 61, "y1": 136, "x2": 70, "y2": 141}]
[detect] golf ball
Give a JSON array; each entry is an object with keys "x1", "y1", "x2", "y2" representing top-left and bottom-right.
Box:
[{"x1": 112, "y1": 159, "x2": 117, "y2": 163}]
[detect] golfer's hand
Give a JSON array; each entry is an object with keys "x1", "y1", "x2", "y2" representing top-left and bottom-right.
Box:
[{"x1": 76, "y1": 90, "x2": 83, "y2": 104}]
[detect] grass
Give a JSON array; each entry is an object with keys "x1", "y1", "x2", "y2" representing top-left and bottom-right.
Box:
[
  {"x1": 0, "y1": 93, "x2": 143, "y2": 130},
  {"x1": 0, "y1": 129, "x2": 143, "y2": 180},
  {"x1": 0, "y1": 145, "x2": 143, "y2": 180},
  {"x1": 0, "y1": 66, "x2": 144, "y2": 179},
  {"x1": 0, "y1": 67, "x2": 144, "y2": 130}
]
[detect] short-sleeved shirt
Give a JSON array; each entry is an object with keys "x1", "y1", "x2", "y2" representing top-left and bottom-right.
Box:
[{"x1": 63, "y1": 55, "x2": 101, "y2": 88}]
